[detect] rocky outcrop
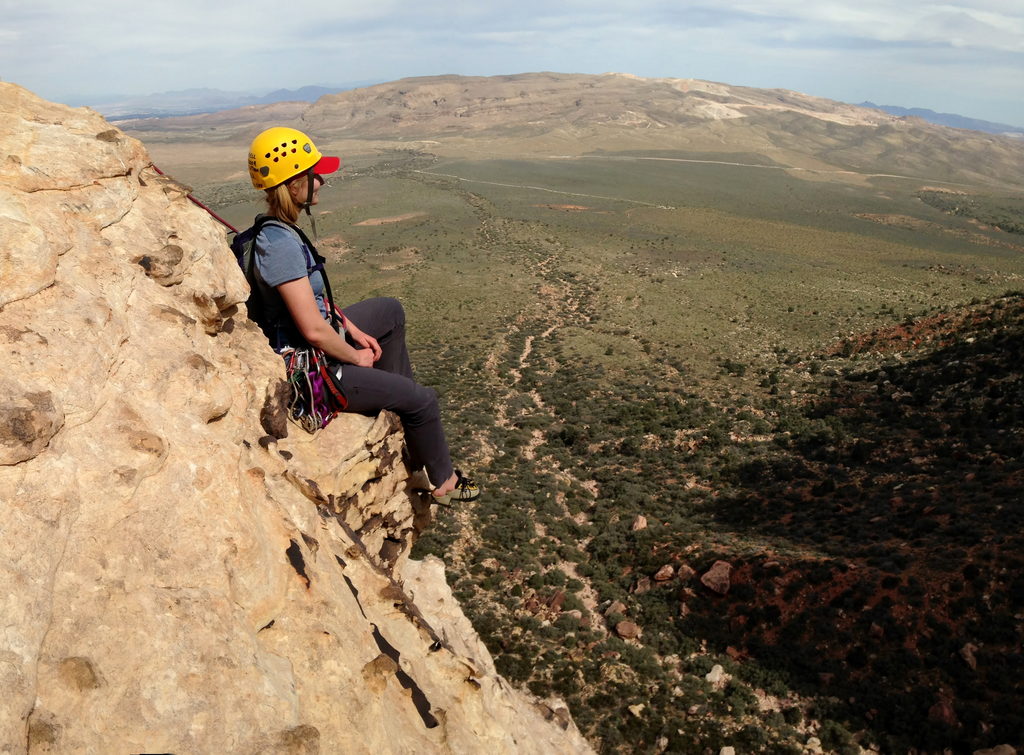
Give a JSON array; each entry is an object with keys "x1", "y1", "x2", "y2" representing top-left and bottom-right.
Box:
[{"x1": 0, "y1": 83, "x2": 591, "y2": 754}]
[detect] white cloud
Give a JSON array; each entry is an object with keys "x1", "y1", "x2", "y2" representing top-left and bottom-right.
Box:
[{"x1": 719, "y1": 0, "x2": 1024, "y2": 49}]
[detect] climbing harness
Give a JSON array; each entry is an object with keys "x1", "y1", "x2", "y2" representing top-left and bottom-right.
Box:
[{"x1": 282, "y1": 345, "x2": 348, "y2": 433}]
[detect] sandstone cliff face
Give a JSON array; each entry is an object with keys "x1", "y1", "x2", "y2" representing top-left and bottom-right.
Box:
[{"x1": 0, "y1": 83, "x2": 591, "y2": 755}]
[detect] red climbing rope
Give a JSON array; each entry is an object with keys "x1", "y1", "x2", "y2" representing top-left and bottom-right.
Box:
[{"x1": 149, "y1": 163, "x2": 239, "y2": 234}]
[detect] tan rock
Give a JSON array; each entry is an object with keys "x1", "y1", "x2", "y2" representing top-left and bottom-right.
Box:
[
  {"x1": 705, "y1": 664, "x2": 727, "y2": 685},
  {"x1": 804, "y1": 736, "x2": 824, "y2": 754},
  {"x1": 631, "y1": 514, "x2": 647, "y2": 530},
  {"x1": 615, "y1": 621, "x2": 641, "y2": 639},
  {"x1": 701, "y1": 560, "x2": 733, "y2": 594},
  {"x1": 0, "y1": 83, "x2": 592, "y2": 755},
  {"x1": 605, "y1": 600, "x2": 627, "y2": 617},
  {"x1": 654, "y1": 564, "x2": 674, "y2": 581}
]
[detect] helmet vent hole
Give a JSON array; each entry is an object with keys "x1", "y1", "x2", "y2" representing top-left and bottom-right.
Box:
[{"x1": 273, "y1": 157, "x2": 279, "y2": 162}]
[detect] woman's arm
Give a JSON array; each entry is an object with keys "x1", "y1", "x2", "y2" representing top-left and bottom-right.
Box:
[{"x1": 276, "y1": 278, "x2": 375, "y2": 367}]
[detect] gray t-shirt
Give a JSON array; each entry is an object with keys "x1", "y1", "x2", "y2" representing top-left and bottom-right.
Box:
[{"x1": 252, "y1": 220, "x2": 330, "y2": 349}]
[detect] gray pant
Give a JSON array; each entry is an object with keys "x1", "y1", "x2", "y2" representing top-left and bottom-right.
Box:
[{"x1": 339, "y1": 297, "x2": 453, "y2": 487}]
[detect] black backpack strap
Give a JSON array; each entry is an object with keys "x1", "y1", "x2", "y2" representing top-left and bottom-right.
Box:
[
  {"x1": 253, "y1": 218, "x2": 341, "y2": 334},
  {"x1": 246, "y1": 215, "x2": 281, "y2": 284},
  {"x1": 289, "y1": 224, "x2": 342, "y2": 333}
]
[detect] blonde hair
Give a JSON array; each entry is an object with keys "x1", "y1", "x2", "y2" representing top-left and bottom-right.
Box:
[{"x1": 265, "y1": 183, "x2": 301, "y2": 224}]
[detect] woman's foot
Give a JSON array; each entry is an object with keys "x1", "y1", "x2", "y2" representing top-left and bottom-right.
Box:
[
  {"x1": 433, "y1": 472, "x2": 459, "y2": 497},
  {"x1": 432, "y1": 469, "x2": 479, "y2": 502}
]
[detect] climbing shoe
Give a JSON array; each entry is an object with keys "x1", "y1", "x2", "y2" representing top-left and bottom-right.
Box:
[{"x1": 447, "y1": 469, "x2": 480, "y2": 503}]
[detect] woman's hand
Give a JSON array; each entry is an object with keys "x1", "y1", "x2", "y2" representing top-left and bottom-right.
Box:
[
  {"x1": 277, "y1": 278, "x2": 374, "y2": 366},
  {"x1": 345, "y1": 320, "x2": 382, "y2": 362},
  {"x1": 349, "y1": 348, "x2": 376, "y2": 368}
]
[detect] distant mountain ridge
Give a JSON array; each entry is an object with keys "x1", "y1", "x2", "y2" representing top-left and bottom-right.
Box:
[
  {"x1": 301, "y1": 73, "x2": 1024, "y2": 189},
  {"x1": 301, "y1": 72, "x2": 898, "y2": 135},
  {"x1": 123, "y1": 72, "x2": 1024, "y2": 192},
  {"x1": 859, "y1": 101, "x2": 1024, "y2": 136},
  {"x1": 87, "y1": 77, "x2": 1020, "y2": 137},
  {"x1": 85, "y1": 83, "x2": 379, "y2": 120}
]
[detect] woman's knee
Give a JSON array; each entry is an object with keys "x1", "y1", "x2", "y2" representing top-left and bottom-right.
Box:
[
  {"x1": 343, "y1": 297, "x2": 405, "y2": 330},
  {"x1": 360, "y1": 296, "x2": 403, "y2": 320},
  {"x1": 360, "y1": 296, "x2": 405, "y2": 334},
  {"x1": 380, "y1": 297, "x2": 405, "y2": 327}
]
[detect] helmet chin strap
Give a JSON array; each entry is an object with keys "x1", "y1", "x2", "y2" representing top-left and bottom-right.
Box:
[{"x1": 301, "y1": 169, "x2": 319, "y2": 241}]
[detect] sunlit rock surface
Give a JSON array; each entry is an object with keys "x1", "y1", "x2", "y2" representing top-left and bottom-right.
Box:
[{"x1": 0, "y1": 82, "x2": 591, "y2": 754}]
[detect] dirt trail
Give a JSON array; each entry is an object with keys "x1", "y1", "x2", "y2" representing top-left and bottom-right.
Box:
[
  {"x1": 414, "y1": 169, "x2": 674, "y2": 209},
  {"x1": 420, "y1": 157, "x2": 980, "y2": 201},
  {"x1": 561, "y1": 154, "x2": 981, "y2": 188},
  {"x1": 416, "y1": 177, "x2": 601, "y2": 536}
]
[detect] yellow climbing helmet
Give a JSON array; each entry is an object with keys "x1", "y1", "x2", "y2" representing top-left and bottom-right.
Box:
[{"x1": 247, "y1": 127, "x2": 340, "y2": 190}]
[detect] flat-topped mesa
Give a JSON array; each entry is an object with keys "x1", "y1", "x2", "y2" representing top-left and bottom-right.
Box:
[{"x1": 0, "y1": 82, "x2": 591, "y2": 754}]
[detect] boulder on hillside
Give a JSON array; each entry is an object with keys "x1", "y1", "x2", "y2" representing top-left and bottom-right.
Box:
[
  {"x1": 677, "y1": 564, "x2": 697, "y2": 581},
  {"x1": 654, "y1": 564, "x2": 675, "y2": 582},
  {"x1": 615, "y1": 621, "x2": 641, "y2": 640},
  {"x1": 604, "y1": 600, "x2": 627, "y2": 617},
  {"x1": 701, "y1": 561, "x2": 734, "y2": 595}
]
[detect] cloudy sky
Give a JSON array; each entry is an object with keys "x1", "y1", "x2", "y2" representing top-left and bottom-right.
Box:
[{"x1": 3, "y1": 0, "x2": 1023, "y2": 126}]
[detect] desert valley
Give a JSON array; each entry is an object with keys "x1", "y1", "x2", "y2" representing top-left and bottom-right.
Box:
[
  {"x1": 3, "y1": 71, "x2": 1022, "y2": 753},
  {"x1": 131, "y1": 72, "x2": 1024, "y2": 754}
]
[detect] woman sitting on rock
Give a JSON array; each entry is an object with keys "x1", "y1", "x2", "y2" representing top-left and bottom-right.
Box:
[{"x1": 246, "y1": 126, "x2": 477, "y2": 503}]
